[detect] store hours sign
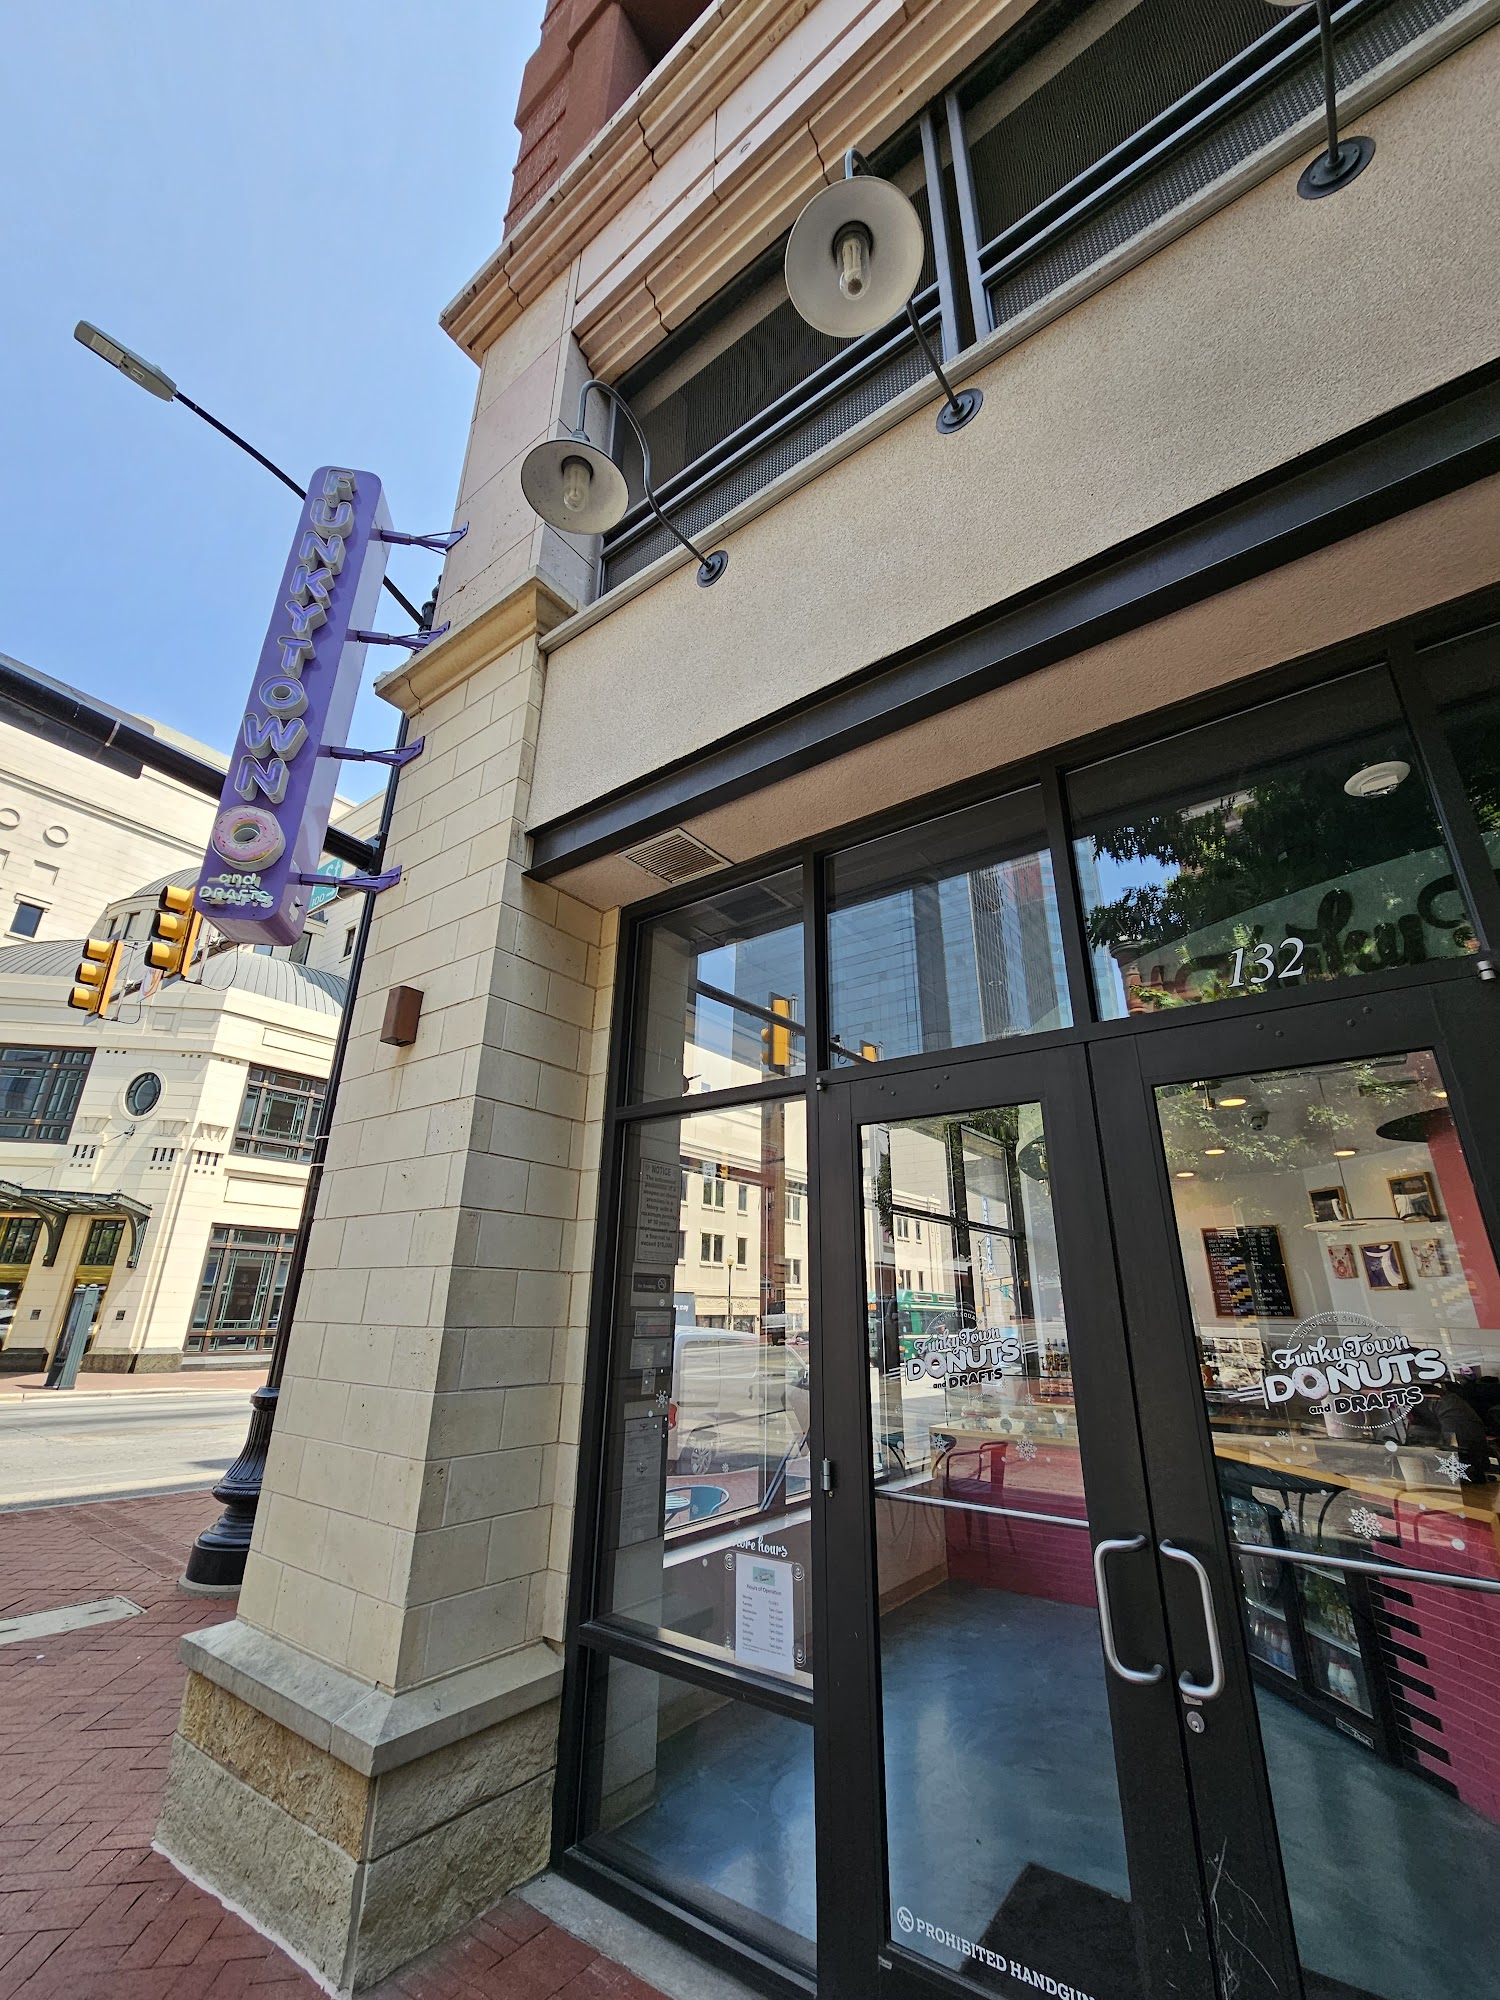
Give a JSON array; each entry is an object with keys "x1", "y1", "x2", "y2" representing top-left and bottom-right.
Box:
[{"x1": 197, "y1": 468, "x2": 392, "y2": 945}]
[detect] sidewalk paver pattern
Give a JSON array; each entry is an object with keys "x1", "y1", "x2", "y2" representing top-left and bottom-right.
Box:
[{"x1": 0, "y1": 1492, "x2": 666, "y2": 2000}]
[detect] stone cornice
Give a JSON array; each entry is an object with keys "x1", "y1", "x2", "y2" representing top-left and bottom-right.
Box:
[
  {"x1": 440, "y1": 0, "x2": 1029, "y2": 376},
  {"x1": 373, "y1": 573, "x2": 577, "y2": 718}
]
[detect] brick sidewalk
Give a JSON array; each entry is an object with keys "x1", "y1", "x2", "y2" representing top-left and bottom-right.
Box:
[
  {"x1": 0, "y1": 1493, "x2": 666, "y2": 2000},
  {"x1": 0, "y1": 1368, "x2": 270, "y2": 1401}
]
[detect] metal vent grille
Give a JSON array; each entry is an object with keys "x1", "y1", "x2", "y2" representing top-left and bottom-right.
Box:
[
  {"x1": 987, "y1": 0, "x2": 1464, "y2": 328},
  {"x1": 623, "y1": 829, "x2": 730, "y2": 884},
  {"x1": 965, "y1": 0, "x2": 1282, "y2": 247}
]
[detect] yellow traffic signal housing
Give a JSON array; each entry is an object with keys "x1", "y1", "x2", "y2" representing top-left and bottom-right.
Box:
[
  {"x1": 760, "y1": 993, "x2": 793, "y2": 1073},
  {"x1": 69, "y1": 937, "x2": 124, "y2": 1016},
  {"x1": 147, "y1": 884, "x2": 202, "y2": 979}
]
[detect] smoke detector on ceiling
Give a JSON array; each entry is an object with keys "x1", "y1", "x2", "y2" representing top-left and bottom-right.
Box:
[{"x1": 623, "y1": 828, "x2": 729, "y2": 885}]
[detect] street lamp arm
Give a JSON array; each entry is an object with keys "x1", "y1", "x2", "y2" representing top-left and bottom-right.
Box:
[
  {"x1": 574, "y1": 377, "x2": 720, "y2": 577},
  {"x1": 173, "y1": 392, "x2": 426, "y2": 628}
]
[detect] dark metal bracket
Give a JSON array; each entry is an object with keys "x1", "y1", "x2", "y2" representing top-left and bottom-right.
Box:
[
  {"x1": 376, "y1": 524, "x2": 469, "y2": 551},
  {"x1": 295, "y1": 866, "x2": 403, "y2": 894},
  {"x1": 351, "y1": 623, "x2": 450, "y2": 651},
  {"x1": 320, "y1": 737, "x2": 426, "y2": 769}
]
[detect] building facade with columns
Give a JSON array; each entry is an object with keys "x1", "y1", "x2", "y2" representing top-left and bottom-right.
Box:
[{"x1": 161, "y1": 5, "x2": 1500, "y2": 2000}]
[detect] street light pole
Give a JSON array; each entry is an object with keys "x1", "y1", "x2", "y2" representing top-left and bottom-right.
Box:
[{"x1": 74, "y1": 320, "x2": 435, "y2": 1590}]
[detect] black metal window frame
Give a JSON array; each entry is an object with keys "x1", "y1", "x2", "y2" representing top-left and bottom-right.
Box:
[
  {"x1": 594, "y1": 0, "x2": 1468, "y2": 600},
  {"x1": 0, "y1": 1045, "x2": 92, "y2": 1144},
  {"x1": 232, "y1": 1065, "x2": 327, "y2": 1164},
  {"x1": 188, "y1": 1224, "x2": 295, "y2": 1350},
  {"x1": 78, "y1": 1218, "x2": 125, "y2": 1269},
  {"x1": 0, "y1": 1216, "x2": 41, "y2": 1266},
  {"x1": 553, "y1": 583, "x2": 1500, "y2": 1984}
]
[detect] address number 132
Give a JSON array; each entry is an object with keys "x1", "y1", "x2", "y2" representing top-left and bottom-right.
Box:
[{"x1": 1230, "y1": 938, "x2": 1305, "y2": 987}]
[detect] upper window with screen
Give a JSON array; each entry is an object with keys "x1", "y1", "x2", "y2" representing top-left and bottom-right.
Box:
[
  {"x1": 601, "y1": 123, "x2": 937, "y2": 591},
  {"x1": 1068, "y1": 668, "x2": 1477, "y2": 1019},
  {"x1": 630, "y1": 871, "x2": 805, "y2": 1103}
]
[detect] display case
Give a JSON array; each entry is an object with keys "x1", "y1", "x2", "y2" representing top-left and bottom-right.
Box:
[{"x1": 1225, "y1": 1491, "x2": 1398, "y2": 1757}]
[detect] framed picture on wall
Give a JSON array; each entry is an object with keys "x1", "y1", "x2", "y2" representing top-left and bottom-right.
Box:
[
  {"x1": 1326, "y1": 1242, "x2": 1358, "y2": 1281},
  {"x1": 1388, "y1": 1171, "x2": 1440, "y2": 1221},
  {"x1": 1412, "y1": 1237, "x2": 1450, "y2": 1280},
  {"x1": 1310, "y1": 1187, "x2": 1351, "y2": 1223},
  {"x1": 1360, "y1": 1241, "x2": 1410, "y2": 1291}
]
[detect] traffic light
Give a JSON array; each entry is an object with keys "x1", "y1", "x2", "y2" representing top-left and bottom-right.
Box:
[
  {"x1": 69, "y1": 938, "x2": 124, "y2": 1016},
  {"x1": 761, "y1": 993, "x2": 793, "y2": 1073},
  {"x1": 147, "y1": 885, "x2": 202, "y2": 979},
  {"x1": 859, "y1": 1040, "x2": 880, "y2": 1064}
]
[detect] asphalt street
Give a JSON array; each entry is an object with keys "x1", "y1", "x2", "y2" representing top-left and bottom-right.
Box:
[{"x1": 0, "y1": 1388, "x2": 254, "y2": 1508}]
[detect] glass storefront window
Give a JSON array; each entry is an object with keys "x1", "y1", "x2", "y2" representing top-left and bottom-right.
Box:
[
  {"x1": 598, "y1": 1102, "x2": 811, "y2": 1681},
  {"x1": 79, "y1": 1219, "x2": 124, "y2": 1268},
  {"x1": 190, "y1": 1226, "x2": 295, "y2": 1340},
  {"x1": 0, "y1": 1045, "x2": 91, "y2": 1142},
  {"x1": 1422, "y1": 623, "x2": 1500, "y2": 874},
  {"x1": 233, "y1": 1066, "x2": 326, "y2": 1161},
  {"x1": 581, "y1": 1654, "x2": 815, "y2": 1960},
  {"x1": 828, "y1": 789, "x2": 1069, "y2": 1064},
  {"x1": 859, "y1": 1097, "x2": 1137, "y2": 1995},
  {"x1": 1155, "y1": 1053, "x2": 1500, "y2": 2000},
  {"x1": 630, "y1": 870, "x2": 804, "y2": 1102},
  {"x1": 1069, "y1": 669, "x2": 1476, "y2": 1018},
  {"x1": 0, "y1": 1216, "x2": 41, "y2": 1265}
]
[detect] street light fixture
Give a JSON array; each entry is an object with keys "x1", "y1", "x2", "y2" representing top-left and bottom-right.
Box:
[
  {"x1": 521, "y1": 377, "x2": 728, "y2": 587},
  {"x1": 784, "y1": 150, "x2": 982, "y2": 435},
  {"x1": 1267, "y1": 0, "x2": 1374, "y2": 198},
  {"x1": 74, "y1": 316, "x2": 440, "y2": 1590},
  {"x1": 73, "y1": 319, "x2": 428, "y2": 625}
]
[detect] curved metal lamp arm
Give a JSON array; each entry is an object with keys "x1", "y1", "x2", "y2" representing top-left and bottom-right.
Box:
[{"x1": 572, "y1": 377, "x2": 727, "y2": 585}]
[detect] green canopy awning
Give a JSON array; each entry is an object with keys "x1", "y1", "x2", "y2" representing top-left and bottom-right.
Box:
[{"x1": 0, "y1": 1183, "x2": 151, "y2": 1268}]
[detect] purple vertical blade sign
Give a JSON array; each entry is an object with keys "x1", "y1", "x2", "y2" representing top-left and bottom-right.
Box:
[{"x1": 198, "y1": 467, "x2": 391, "y2": 945}]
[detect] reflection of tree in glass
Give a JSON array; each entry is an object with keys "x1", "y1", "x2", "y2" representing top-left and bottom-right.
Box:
[
  {"x1": 1086, "y1": 759, "x2": 1455, "y2": 964},
  {"x1": 1447, "y1": 706, "x2": 1500, "y2": 834}
]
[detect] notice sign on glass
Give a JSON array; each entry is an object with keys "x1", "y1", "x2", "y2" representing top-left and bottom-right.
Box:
[
  {"x1": 635, "y1": 1157, "x2": 681, "y2": 1263},
  {"x1": 735, "y1": 1552, "x2": 795, "y2": 1675},
  {"x1": 1203, "y1": 1225, "x2": 1295, "y2": 1319}
]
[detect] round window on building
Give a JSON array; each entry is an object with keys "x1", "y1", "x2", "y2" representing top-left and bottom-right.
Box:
[{"x1": 124, "y1": 1072, "x2": 163, "y2": 1116}]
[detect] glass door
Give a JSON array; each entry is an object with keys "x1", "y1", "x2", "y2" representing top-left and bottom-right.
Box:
[
  {"x1": 816, "y1": 1047, "x2": 1213, "y2": 2000},
  {"x1": 1097, "y1": 978, "x2": 1500, "y2": 2000}
]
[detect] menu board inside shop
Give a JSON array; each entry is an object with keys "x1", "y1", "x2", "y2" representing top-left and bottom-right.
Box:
[{"x1": 1203, "y1": 1225, "x2": 1295, "y2": 1319}]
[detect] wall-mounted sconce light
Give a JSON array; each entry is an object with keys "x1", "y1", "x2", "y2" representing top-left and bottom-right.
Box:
[
  {"x1": 520, "y1": 379, "x2": 728, "y2": 587},
  {"x1": 784, "y1": 149, "x2": 982, "y2": 435},
  {"x1": 1270, "y1": 0, "x2": 1374, "y2": 198}
]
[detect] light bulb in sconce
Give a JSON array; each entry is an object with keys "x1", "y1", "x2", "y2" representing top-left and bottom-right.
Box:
[
  {"x1": 559, "y1": 457, "x2": 593, "y2": 515},
  {"x1": 836, "y1": 225, "x2": 872, "y2": 301}
]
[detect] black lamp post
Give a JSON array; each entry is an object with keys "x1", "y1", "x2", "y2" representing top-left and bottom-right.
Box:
[{"x1": 74, "y1": 323, "x2": 438, "y2": 1589}]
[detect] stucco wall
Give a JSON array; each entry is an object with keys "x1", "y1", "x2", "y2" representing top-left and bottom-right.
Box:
[{"x1": 525, "y1": 28, "x2": 1500, "y2": 830}]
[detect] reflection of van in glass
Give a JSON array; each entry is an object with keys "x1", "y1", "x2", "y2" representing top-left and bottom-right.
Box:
[{"x1": 668, "y1": 1327, "x2": 809, "y2": 1475}]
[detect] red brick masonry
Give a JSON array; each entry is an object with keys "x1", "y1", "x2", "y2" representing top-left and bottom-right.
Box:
[{"x1": 0, "y1": 1492, "x2": 664, "y2": 2000}]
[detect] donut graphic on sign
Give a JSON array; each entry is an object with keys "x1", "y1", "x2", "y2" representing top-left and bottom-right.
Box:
[{"x1": 210, "y1": 804, "x2": 286, "y2": 870}]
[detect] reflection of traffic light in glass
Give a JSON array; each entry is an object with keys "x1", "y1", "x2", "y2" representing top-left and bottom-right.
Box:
[
  {"x1": 69, "y1": 938, "x2": 124, "y2": 1016},
  {"x1": 147, "y1": 885, "x2": 202, "y2": 979},
  {"x1": 761, "y1": 994, "x2": 792, "y2": 1073}
]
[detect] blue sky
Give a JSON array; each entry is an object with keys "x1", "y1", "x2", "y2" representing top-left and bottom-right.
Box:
[{"x1": 0, "y1": 3, "x2": 539, "y2": 799}]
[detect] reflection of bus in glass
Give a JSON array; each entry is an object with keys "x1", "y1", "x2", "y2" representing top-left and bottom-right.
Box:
[{"x1": 867, "y1": 1288, "x2": 1024, "y2": 1367}]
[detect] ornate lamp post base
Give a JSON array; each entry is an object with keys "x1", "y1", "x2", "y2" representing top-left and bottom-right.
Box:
[{"x1": 180, "y1": 1382, "x2": 277, "y2": 1593}]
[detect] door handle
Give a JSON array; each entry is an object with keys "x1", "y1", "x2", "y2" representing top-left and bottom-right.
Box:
[
  {"x1": 1159, "y1": 1540, "x2": 1226, "y2": 1700},
  {"x1": 1092, "y1": 1535, "x2": 1164, "y2": 1686}
]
